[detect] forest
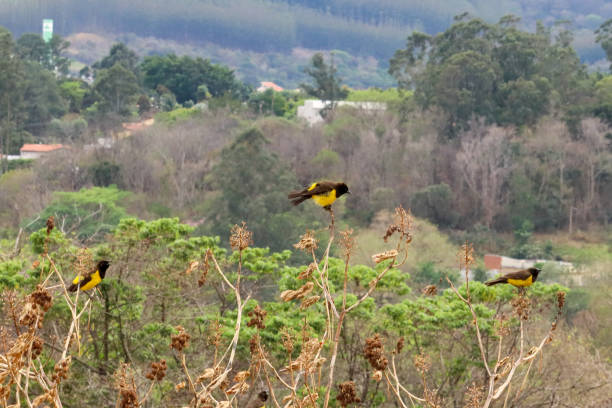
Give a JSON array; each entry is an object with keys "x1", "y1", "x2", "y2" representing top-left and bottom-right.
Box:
[
  {"x1": 0, "y1": 12, "x2": 611, "y2": 408},
  {"x1": 0, "y1": 0, "x2": 608, "y2": 89}
]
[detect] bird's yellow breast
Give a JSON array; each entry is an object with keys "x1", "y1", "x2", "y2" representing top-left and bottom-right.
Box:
[
  {"x1": 507, "y1": 275, "x2": 533, "y2": 287},
  {"x1": 312, "y1": 189, "x2": 337, "y2": 207},
  {"x1": 72, "y1": 270, "x2": 102, "y2": 291}
]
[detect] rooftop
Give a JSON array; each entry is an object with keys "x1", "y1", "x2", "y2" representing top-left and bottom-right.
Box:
[{"x1": 20, "y1": 144, "x2": 65, "y2": 153}]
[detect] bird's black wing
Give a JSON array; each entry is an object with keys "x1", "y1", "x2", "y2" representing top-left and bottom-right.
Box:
[
  {"x1": 289, "y1": 181, "x2": 335, "y2": 198},
  {"x1": 502, "y1": 269, "x2": 533, "y2": 281},
  {"x1": 68, "y1": 272, "x2": 93, "y2": 292}
]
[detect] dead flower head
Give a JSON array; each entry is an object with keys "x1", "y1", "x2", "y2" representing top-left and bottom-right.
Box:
[
  {"x1": 422, "y1": 284, "x2": 438, "y2": 296},
  {"x1": 424, "y1": 388, "x2": 443, "y2": 408},
  {"x1": 281, "y1": 329, "x2": 294, "y2": 354},
  {"x1": 226, "y1": 371, "x2": 250, "y2": 395},
  {"x1": 336, "y1": 381, "x2": 361, "y2": 407},
  {"x1": 294, "y1": 230, "x2": 318, "y2": 252},
  {"x1": 19, "y1": 285, "x2": 53, "y2": 328},
  {"x1": 396, "y1": 337, "x2": 404, "y2": 354},
  {"x1": 52, "y1": 357, "x2": 71, "y2": 384},
  {"x1": 464, "y1": 382, "x2": 484, "y2": 408},
  {"x1": 495, "y1": 314, "x2": 511, "y2": 337},
  {"x1": 73, "y1": 249, "x2": 95, "y2": 281},
  {"x1": 247, "y1": 304, "x2": 267, "y2": 329},
  {"x1": 286, "y1": 338, "x2": 324, "y2": 374},
  {"x1": 230, "y1": 222, "x2": 253, "y2": 251},
  {"x1": 280, "y1": 282, "x2": 314, "y2": 302},
  {"x1": 170, "y1": 326, "x2": 190, "y2": 352},
  {"x1": 298, "y1": 263, "x2": 316, "y2": 280},
  {"x1": 457, "y1": 241, "x2": 475, "y2": 271},
  {"x1": 185, "y1": 260, "x2": 198, "y2": 275},
  {"x1": 46, "y1": 216, "x2": 55, "y2": 235},
  {"x1": 300, "y1": 295, "x2": 320, "y2": 310},
  {"x1": 340, "y1": 228, "x2": 355, "y2": 258},
  {"x1": 511, "y1": 295, "x2": 531, "y2": 321},
  {"x1": 557, "y1": 291, "x2": 566, "y2": 310},
  {"x1": 414, "y1": 354, "x2": 431, "y2": 374},
  {"x1": 198, "y1": 249, "x2": 213, "y2": 287},
  {"x1": 372, "y1": 249, "x2": 398, "y2": 265},
  {"x1": 372, "y1": 370, "x2": 383, "y2": 382},
  {"x1": 115, "y1": 363, "x2": 139, "y2": 408},
  {"x1": 31, "y1": 336, "x2": 44, "y2": 359},
  {"x1": 364, "y1": 334, "x2": 388, "y2": 371},
  {"x1": 145, "y1": 359, "x2": 167, "y2": 381},
  {"x1": 196, "y1": 368, "x2": 216, "y2": 384},
  {"x1": 383, "y1": 206, "x2": 413, "y2": 243}
]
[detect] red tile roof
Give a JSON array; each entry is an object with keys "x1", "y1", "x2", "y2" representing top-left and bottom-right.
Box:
[
  {"x1": 20, "y1": 144, "x2": 65, "y2": 153},
  {"x1": 260, "y1": 81, "x2": 284, "y2": 92},
  {"x1": 484, "y1": 254, "x2": 502, "y2": 270}
]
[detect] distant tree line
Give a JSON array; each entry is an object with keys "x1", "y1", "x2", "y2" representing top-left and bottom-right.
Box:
[{"x1": 0, "y1": 0, "x2": 607, "y2": 62}]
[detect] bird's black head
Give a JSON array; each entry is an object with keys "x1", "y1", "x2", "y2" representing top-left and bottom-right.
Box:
[
  {"x1": 98, "y1": 260, "x2": 110, "y2": 278},
  {"x1": 336, "y1": 182, "x2": 350, "y2": 197},
  {"x1": 258, "y1": 391, "x2": 268, "y2": 401},
  {"x1": 529, "y1": 267, "x2": 541, "y2": 282}
]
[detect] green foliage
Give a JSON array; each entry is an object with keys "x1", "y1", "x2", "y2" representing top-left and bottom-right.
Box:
[
  {"x1": 301, "y1": 53, "x2": 349, "y2": 101},
  {"x1": 4, "y1": 158, "x2": 33, "y2": 172},
  {"x1": 0, "y1": 259, "x2": 26, "y2": 288},
  {"x1": 93, "y1": 62, "x2": 140, "y2": 115},
  {"x1": 29, "y1": 228, "x2": 70, "y2": 254},
  {"x1": 389, "y1": 15, "x2": 586, "y2": 133},
  {"x1": 88, "y1": 161, "x2": 121, "y2": 187},
  {"x1": 155, "y1": 106, "x2": 200, "y2": 124},
  {"x1": 141, "y1": 54, "x2": 246, "y2": 103},
  {"x1": 21, "y1": 61, "x2": 67, "y2": 132},
  {"x1": 410, "y1": 183, "x2": 457, "y2": 228},
  {"x1": 28, "y1": 186, "x2": 131, "y2": 243},
  {"x1": 412, "y1": 261, "x2": 456, "y2": 287},
  {"x1": 47, "y1": 117, "x2": 88, "y2": 142},
  {"x1": 93, "y1": 43, "x2": 140, "y2": 76},
  {"x1": 596, "y1": 18, "x2": 612, "y2": 70},
  {"x1": 59, "y1": 80, "x2": 89, "y2": 112},
  {"x1": 203, "y1": 127, "x2": 317, "y2": 252},
  {"x1": 346, "y1": 88, "x2": 403, "y2": 103},
  {"x1": 248, "y1": 89, "x2": 288, "y2": 117}
]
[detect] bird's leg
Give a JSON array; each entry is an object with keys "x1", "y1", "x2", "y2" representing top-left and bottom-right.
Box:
[
  {"x1": 324, "y1": 205, "x2": 335, "y2": 228},
  {"x1": 517, "y1": 287, "x2": 526, "y2": 297}
]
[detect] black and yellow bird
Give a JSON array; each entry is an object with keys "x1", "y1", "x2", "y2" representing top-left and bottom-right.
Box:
[
  {"x1": 245, "y1": 391, "x2": 268, "y2": 408},
  {"x1": 288, "y1": 181, "x2": 350, "y2": 210},
  {"x1": 485, "y1": 267, "x2": 541, "y2": 288},
  {"x1": 68, "y1": 260, "x2": 110, "y2": 292}
]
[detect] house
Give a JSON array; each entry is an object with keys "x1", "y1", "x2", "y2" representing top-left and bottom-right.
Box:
[
  {"x1": 297, "y1": 99, "x2": 387, "y2": 125},
  {"x1": 257, "y1": 81, "x2": 284, "y2": 93},
  {"x1": 19, "y1": 144, "x2": 65, "y2": 159},
  {"x1": 0, "y1": 154, "x2": 22, "y2": 161}
]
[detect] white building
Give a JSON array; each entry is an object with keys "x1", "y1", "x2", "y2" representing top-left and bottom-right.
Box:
[
  {"x1": 19, "y1": 144, "x2": 65, "y2": 159},
  {"x1": 297, "y1": 99, "x2": 386, "y2": 125}
]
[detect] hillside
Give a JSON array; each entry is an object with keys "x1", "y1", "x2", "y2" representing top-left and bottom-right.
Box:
[{"x1": 0, "y1": 0, "x2": 608, "y2": 88}]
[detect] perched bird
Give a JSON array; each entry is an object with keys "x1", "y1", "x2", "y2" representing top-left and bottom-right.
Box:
[
  {"x1": 245, "y1": 390, "x2": 268, "y2": 408},
  {"x1": 68, "y1": 260, "x2": 110, "y2": 292},
  {"x1": 485, "y1": 267, "x2": 541, "y2": 288},
  {"x1": 288, "y1": 181, "x2": 350, "y2": 210}
]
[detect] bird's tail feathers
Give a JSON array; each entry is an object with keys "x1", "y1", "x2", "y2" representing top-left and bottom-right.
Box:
[
  {"x1": 67, "y1": 283, "x2": 78, "y2": 292},
  {"x1": 288, "y1": 190, "x2": 305, "y2": 199},
  {"x1": 290, "y1": 196, "x2": 308, "y2": 206},
  {"x1": 485, "y1": 278, "x2": 506, "y2": 286}
]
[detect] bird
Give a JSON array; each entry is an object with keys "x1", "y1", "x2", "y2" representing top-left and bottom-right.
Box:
[
  {"x1": 288, "y1": 181, "x2": 350, "y2": 210},
  {"x1": 68, "y1": 260, "x2": 110, "y2": 292},
  {"x1": 485, "y1": 267, "x2": 541, "y2": 288},
  {"x1": 245, "y1": 390, "x2": 268, "y2": 408}
]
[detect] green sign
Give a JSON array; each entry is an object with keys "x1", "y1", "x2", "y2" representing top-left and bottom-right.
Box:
[{"x1": 42, "y1": 19, "x2": 53, "y2": 43}]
